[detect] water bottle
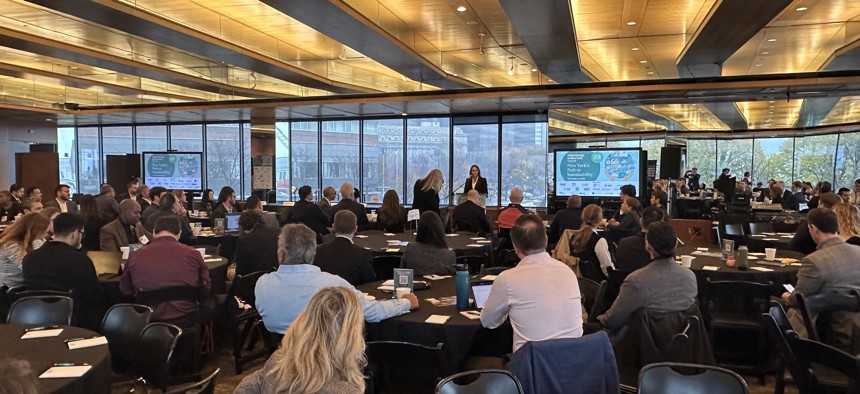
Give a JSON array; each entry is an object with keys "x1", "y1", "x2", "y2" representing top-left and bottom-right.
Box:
[
  {"x1": 736, "y1": 245, "x2": 749, "y2": 271},
  {"x1": 455, "y1": 264, "x2": 470, "y2": 310}
]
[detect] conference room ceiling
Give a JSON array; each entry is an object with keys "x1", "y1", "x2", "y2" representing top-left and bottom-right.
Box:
[{"x1": 1, "y1": 0, "x2": 860, "y2": 136}]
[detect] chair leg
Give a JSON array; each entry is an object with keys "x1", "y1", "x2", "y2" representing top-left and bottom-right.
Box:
[{"x1": 774, "y1": 362, "x2": 785, "y2": 394}]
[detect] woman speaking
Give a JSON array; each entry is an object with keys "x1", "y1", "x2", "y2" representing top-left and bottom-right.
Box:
[{"x1": 463, "y1": 164, "x2": 488, "y2": 195}]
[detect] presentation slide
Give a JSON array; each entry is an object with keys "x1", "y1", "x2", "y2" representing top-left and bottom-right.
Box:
[
  {"x1": 555, "y1": 149, "x2": 641, "y2": 197},
  {"x1": 143, "y1": 152, "x2": 203, "y2": 190}
]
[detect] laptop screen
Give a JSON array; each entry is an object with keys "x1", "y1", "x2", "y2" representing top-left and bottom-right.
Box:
[
  {"x1": 471, "y1": 282, "x2": 494, "y2": 310},
  {"x1": 225, "y1": 213, "x2": 241, "y2": 232},
  {"x1": 798, "y1": 202, "x2": 808, "y2": 211}
]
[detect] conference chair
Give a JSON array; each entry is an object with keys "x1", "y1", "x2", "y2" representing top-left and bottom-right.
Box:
[
  {"x1": 100, "y1": 303, "x2": 153, "y2": 375},
  {"x1": 702, "y1": 279, "x2": 772, "y2": 384},
  {"x1": 7, "y1": 295, "x2": 73, "y2": 325},
  {"x1": 794, "y1": 290, "x2": 860, "y2": 342},
  {"x1": 748, "y1": 222, "x2": 773, "y2": 235},
  {"x1": 223, "y1": 271, "x2": 269, "y2": 374},
  {"x1": 761, "y1": 302, "x2": 810, "y2": 394},
  {"x1": 366, "y1": 341, "x2": 447, "y2": 394},
  {"x1": 637, "y1": 362, "x2": 749, "y2": 394},
  {"x1": 576, "y1": 277, "x2": 600, "y2": 319},
  {"x1": 435, "y1": 369, "x2": 523, "y2": 394},
  {"x1": 788, "y1": 332, "x2": 860, "y2": 394},
  {"x1": 0, "y1": 285, "x2": 9, "y2": 318},
  {"x1": 136, "y1": 285, "x2": 206, "y2": 375},
  {"x1": 165, "y1": 368, "x2": 220, "y2": 394},
  {"x1": 456, "y1": 254, "x2": 487, "y2": 275},
  {"x1": 372, "y1": 255, "x2": 401, "y2": 281},
  {"x1": 134, "y1": 322, "x2": 183, "y2": 393}
]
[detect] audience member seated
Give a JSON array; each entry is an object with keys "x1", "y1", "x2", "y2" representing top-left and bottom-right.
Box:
[
  {"x1": 44, "y1": 184, "x2": 78, "y2": 214},
  {"x1": 605, "y1": 196, "x2": 641, "y2": 242},
  {"x1": 790, "y1": 192, "x2": 842, "y2": 254},
  {"x1": 615, "y1": 206, "x2": 668, "y2": 272},
  {"x1": 833, "y1": 203, "x2": 860, "y2": 246},
  {"x1": 453, "y1": 189, "x2": 491, "y2": 235},
  {"x1": 233, "y1": 210, "x2": 279, "y2": 276},
  {"x1": 0, "y1": 191, "x2": 22, "y2": 222},
  {"x1": 481, "y1": 214, "x2": 583, "y2": 353},
  {"x1": 597, "y1": 222, "x2": 697, "y2": 337},
  {"x1": 96, "y1": 184, "x2": 119, "y2": 222},
  {"x1": 39, "y1": 208, "x2": 60, "y2": 238},
  {"x1": 120, "y1": 216, "x2": 210, "y2": 326},
  {"x1": 255, "y1": 224, "x2": 417, "y2": 334},
  {"x1": 548, "y1": 195, "x2": 583, "y2": 245},
  {"x1": 287, "y1": 185, "x2": 330, "y2": 236},
  {"x1": 808, "y1": 181, "x2": 833, "y2": 209},
  {"x1": 172, "y1": 189, "x2": 189, "y2": 213},
  {"x1": 235, "y1": 287, "x2": 366, "y2": 394},
  {"x1": 313, "y1": 211, "x2": 375, "y2": 286},
  {"x1": 650, "y1": 189, "x2": 668, "y2": 219},
  {"x1": 850, "y1": 179, "x2": 860, "y2": 206},
  {"x1": 317, "y1": 186, "x2": 335, "y2": 220},
  {"x1": 100, "y1": 199, "x2": 151, "y2": 252},
  {"x1": 143, "y1": 193, "x2": 192, "y2": 245},
  {"x1": 25, "y1": 186, "x2": 42, "y2": 203},
  {"x1": 330, "y1": 183, "x2": 368, "y2": 232},
  {"x1": 400, "y1": 211, "x2": 455, "y2": 276},
  {"x1": 9, "y1": 184, "x2": 24, "y2": 203},
  {"x1": 22, "y1": 213, "x2": 104, "y2": 328},
  {"x1": 211, "y1": 186, "x2": 240, "y2": 219},
  {"x1": 0, "y1": 213, "x2": 49, "y2": 288},
  {"x1": 141, "y1": 186, "x2": 166, "y2": 225},
  {"x1": 838, "y1": 187, "x2": 851, "y2": 204},
  {"x1": 570, "y1": 205, "x2": 614, "y2": 281},
  {"x1": 198, "y1": 188, "x2": 215, "y2": 214},
  {"x1": 497, "y1": 188, "x2": 528, "y2": 238},
  {"x1": 78, "y1": 194, "x2": 107, "y2": 252},
  {"x1": 781, "y1": 208, "x2": 860, "y2": 351},
  {"x1": 20, "y1": 198, "x2": 42, "y2": 214},
  {"x1": 376, "y1": 190, "x2": 407, "y2": 233}
]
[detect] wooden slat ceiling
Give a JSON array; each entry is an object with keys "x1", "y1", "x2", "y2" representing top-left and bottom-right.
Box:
[{"x1": 1, "y1": 0, "x2": 860, "y2": 134}]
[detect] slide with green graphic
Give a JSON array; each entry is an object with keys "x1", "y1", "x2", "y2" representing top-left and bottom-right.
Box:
[
  {"x1": 555, "y1": 150, "x2": 641, "y2": 196},
  {"x1": 143, "y1": 152, "x2": 203, "y2": 190}
]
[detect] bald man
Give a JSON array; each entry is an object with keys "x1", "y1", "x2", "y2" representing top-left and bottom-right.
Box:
[
  {"x1": 497, "y1": 188, "x2": 529, "y2": 237},
  {"x1": 453, "y1": 190, "x2": 492, "y2": 235},
  {"x1": 330, "y1": 182, "x2": 369, "y2": 231},
  {"x1": 100, "y1": 199, "x2": 152, "y2": 251}
]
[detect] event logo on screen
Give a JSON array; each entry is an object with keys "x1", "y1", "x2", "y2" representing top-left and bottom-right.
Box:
[
  {"x1": 145, "y1": 153, "x2": 202, "y2": 190},
  {"x1": 560, "y1": 152, "x2": 601, "y2": 181},
  {"x1": 555, "y1": 149, "x2": 640, "y2": 197}
]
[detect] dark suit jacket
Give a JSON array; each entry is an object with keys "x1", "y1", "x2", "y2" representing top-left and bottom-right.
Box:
[
  {"x1": 99, "y1": 218, "x2": 152, "y2": 252},
  {"x1": 137, "y1": 197, "x2": 152, "y2": 213},
  {"x1": 44, "y1": 198, "x2": 78, "y2": 214},
  {"x1": 790, "y1": 221, "x2": 817, "y2": 255},
  {"x1": 313, "y1": 237, "x2": 376, "y2": 286},
  {"x1": 549, "y1": 207, "x2": 583, "y2": 244},
  {"x1": 412, "y1": 181, "x2": 440, "y2": 215},
  {"x1": 288, "y1": 200, "x2": 330, "y2": 235},
  {"x1": 211, "y1": 202, "x2": 238, "y2": 219},
  {"x1": 453, "y1": 200, "x2": 491, "y2": 234},
  {"x1": 22, "y1": 241, "x2": 104, "y2": 328},
  {"x1": 317, "y1": 198, "x2": 332, "y2": 220},
  {"x1": 330, "y1": 199, "x2": 369, "y2": 231},
  {"x1": 234, "y1": 227, "x2": 279, "y2": 276},
  {"x1": 96, "y1": 193, "x2": 119, "y2": 222},
  {"x1": 145, "y1": 210, "x2": 193, "y2": 245},
  {"x1": 463, "y1": 176, "x2": 488, "y2": 195},
  {"x1": 614, "y1": 233, "x2": 650, "y2": 272}
]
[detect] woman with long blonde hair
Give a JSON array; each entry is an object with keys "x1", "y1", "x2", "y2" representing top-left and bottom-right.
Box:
[
  {"x1": 0, "y1": 213, "x2": 50, "y2": 287},
  {"x1": 833, "y1": 203, "x2": 860, "y2": 246},
  {"x1": 570, "y1": 205, "x2": 613, "y2": 281},
  {"x1": 235, "y1": 286, "x2": 366, "y2": 394},
  {"x1": 412, "y1": 169, "x2": 444, "y2": 215}
]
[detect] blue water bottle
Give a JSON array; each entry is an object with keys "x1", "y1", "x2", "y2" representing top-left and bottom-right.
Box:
[{"x1": 455, "y1": 264, "x2": 470, "y2": 310}]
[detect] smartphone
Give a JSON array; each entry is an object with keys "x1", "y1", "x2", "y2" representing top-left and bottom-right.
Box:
[{"x1": 783, "y1": 284, "x2": 795, "y2": 293}]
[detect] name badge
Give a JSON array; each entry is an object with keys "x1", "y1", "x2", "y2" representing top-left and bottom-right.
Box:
[{"x1": 139, "y1": 236, "x2": 149, "y2": 245}]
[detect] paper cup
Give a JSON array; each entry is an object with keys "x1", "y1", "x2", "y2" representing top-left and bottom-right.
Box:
[
  {"x1": 120, "y1": 246, "x2": 130, "y2": 260},
  {"x1": 765, "y1": 248, "x2": 777, "y2": 261},
  {"x1": 192, "y1": 225, "x2": 201, "y2": 236},
  {"x1": 395, "y1": 288, "x2": 411, "y2": 299},
  {"x1": 196, "y1": 248, "x2": 207, "y2": 258},
  {"x1": 680, "y1": 255, "x2": 693, "y2": 268}
]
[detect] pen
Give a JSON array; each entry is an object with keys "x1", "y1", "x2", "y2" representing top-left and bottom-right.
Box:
[
  {"x1": 25, "y1": 325, "x2": 61, "y2": 332},
  {"x1": 64, "y1": 337, "x2": 87, "y2": 343},
  {"x1": 464, "y1": 311, "x2": 481, "y2": 316},
  {"x1": 53, "y1": 363, "x2": 89, "y2": 367}
]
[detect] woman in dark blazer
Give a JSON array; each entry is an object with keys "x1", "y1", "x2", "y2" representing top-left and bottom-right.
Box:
[
  {"x1": 463, "y1": 164, "x2": 488, "y2": 195},
  {"x1": 412, "y1": 169, "x2": 443, "y2": 215}
]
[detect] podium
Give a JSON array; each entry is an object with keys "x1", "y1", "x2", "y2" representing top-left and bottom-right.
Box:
[{"x1": 455, "y1": 193, "x2": 487, "y2": 208}]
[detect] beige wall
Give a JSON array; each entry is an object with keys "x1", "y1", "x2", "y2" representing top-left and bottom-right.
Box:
[{"x1": 0, "y1": 119, "x2": 57, "y2": 187}]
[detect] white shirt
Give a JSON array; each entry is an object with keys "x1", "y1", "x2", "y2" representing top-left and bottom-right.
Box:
[
  {"x1": 480, "y1": 252, "x2": 583, "y2": 353},
  {"x1": 56, "y1": 199, "x2": 68, "y2": 213},
  {"x1": 592, "y1": 229, "x2": 614, "y2": 275}
]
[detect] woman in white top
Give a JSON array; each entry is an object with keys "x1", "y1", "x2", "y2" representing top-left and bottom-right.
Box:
[{"x1": 0, "y1": 213, "x2": 50, "y2": 288}]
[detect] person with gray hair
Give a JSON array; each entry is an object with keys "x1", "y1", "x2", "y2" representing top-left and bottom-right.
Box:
[
  {"x1": 329, "y1": 182, "x2": 368, "y2": 231},
  {"x1": 549, "y1": 195, "x2": 583, "y2": 245},
  {"x1": 255, "y1": 223, "x2": 417, "y2": 334}
]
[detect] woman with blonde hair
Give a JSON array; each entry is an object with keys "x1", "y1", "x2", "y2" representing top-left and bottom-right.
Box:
[
  {"x1": 833, "y1": 203, "x2": 860, "y2": 246},
  {"x1": 412, "y1": 169, "x2": 444, "y2": 215},
  {"x1": 570, "y1": 204, "x2": 614, "y2": 281},
  {"x1": 0, "y1": 213, "x2": 50, "y2": 287},
  {"x1": 235, "y1": 286, "x2": 366, "y2": 394}
]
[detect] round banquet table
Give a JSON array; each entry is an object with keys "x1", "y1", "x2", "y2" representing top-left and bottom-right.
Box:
[
  {"x1": 191, "y1": 233, "x2": 238, "y2": 261},
  {"x1": 100, "y1": 256, "x2": 230, "y2": 305},
  {"x1": 675, "y1": 244, "x2": 803, "y2": 298},
  {"x1": 746, "y1": 232, "x2": 794, "y2": 252},
  {"x1": 353, "y1": 232, "x2": 493, "y2": 257},
  {"x1": 0, "y1": 324, "x2": 110, "y2": 394},
  {"x1": 357, "y1": 277, "x2": 512, "y2": 373}
]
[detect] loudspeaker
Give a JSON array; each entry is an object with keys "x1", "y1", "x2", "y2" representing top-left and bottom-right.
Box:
[{"x1": 660, "y1": 147, "x2": 683, "y2": 179}]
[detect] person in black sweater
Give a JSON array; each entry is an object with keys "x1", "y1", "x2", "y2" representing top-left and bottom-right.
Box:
[
  {"x1": 22, "y1": 213, "x2": 103, "y2": 329},
  {"x1": 330, "y1": 183, "x2": 369, "y2": 231},
  {"x1": 412, "y1": 169, "x2": 443, "y2": 215},
  {"x1": 549, "y1": 195, "x2": 584, "y2": 246},
  {"x1": 233, "y1": 210, "x2": 279, "y2": 276},
  {"x1": 313, "y1": 210, "x2": 376, "y2": 286},
  {"x1": 286, "y1": 186, "x2": 330, "y2": 236},
  {"x1": 615, "y1": 206, "x2": 668, "y2": 272},
  {"x1": 453, "y1": 190, "x2": 491, "y2": 235}
]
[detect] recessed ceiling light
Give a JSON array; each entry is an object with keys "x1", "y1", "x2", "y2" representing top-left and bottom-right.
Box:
[
  {"x1": 531, "y1": 68, "x2": 537, "y2": 72},
  {"x1": 507, "y1": 70, "x2": 514, "y2": 76},
  {"x1": 70, "y1": 66, "x2": 78, "y2": 69},
  {"x1": 401, "y1": 113, "x2": 407, "y2": 116},
  {"x1": 639, "y1": 60, "x2": 647, "y2": 64},
  {"x1": 761, "y1": 51, "x2": 769, "y2": 55},
  {"x1": 647, "y1": 71, "x2": 654, "y2": 75},
  {"x1": 631, "y1": 47, "x2": 640, "y2": 51},
  {"x1": 796, "y1": 7, "x2": 808, "y2": 11},
  {"x1": 547, "y1": 78, "x2": 553, "y2": 82},
  {"x1": 452, "y1": 73, "x2": 458, "y2": 76},
  {"x1": 456, "y1": 6, "x2": 467, "y2": 12},
  {"x1": 626, "y1": 21, "x2": 637, "y2": 26},
  {"x1": 767, "y1": 38, "x2": 777, "y2": 42},
  {"x1": 45, "y1": 118, "x2": 51, "y2": 121},
  {"x1": 755, "y1": 64, "x2": 762, "y2": 67}
]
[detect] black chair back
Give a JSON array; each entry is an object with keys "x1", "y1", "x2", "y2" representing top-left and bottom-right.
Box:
[
  {"x1": 795, "y1": 290, "x2": 860, "y2": 342},
  {"x1": 164, "y1": 367, "x2": 220, "y2": 394},
  {"x1": 703, "y1": 279, "x2": 772, "y2": 329},
  {"x1": 788, "y1": 332, "x2": 860, "y2": 393},
  {"x1": 761, "y1": 302, "x2": 812, "y2": 393},
  {"x1": 748, "y1": 222, "x2": 773, "y2": 234},
  {"x1": 372, "y1": 255, "x2": 401, "y2": 281},
  {"x1": 578, "y1": 258, "x2": 606, "y2": 283},
  {"x1": 576, "y1": 276, "x2": 600, "y2": 317},
  {"x1": 435, "y1": 369, "x2": 523, "y2": 394},
  {"x1": 480, "y1": 266, "x2": 510, "y2": 276},
  {"x1": 225, "y1": 271, "x2": 269, "y2": 373},
  {"x1": 0, "y1": 285, "x2": 9, "y2": 319},
  {"x1": 638, "y1": 362, "x2": 749, "y2": 394},
  {"x1": 7, "y1": 295, "x2": 73, "y2": 325},
  {"x1": 229, "y1": 271, "x2": 268, "y2": 309},
  {"x1": 456, "y1": 254, "x2": 487, "y2": 275},
  {"x1": 100, "y1": 303, "x2": 153, "y2": 374},
  {"x1": 135, "y1": 285, "x2": 205, "y2": 375},
  {"x1": 366, "y1": 341, "x2": 446, "y2": 394},
  {"x1": 135, "y1": 322, "x2": 183, "y2": 392}
]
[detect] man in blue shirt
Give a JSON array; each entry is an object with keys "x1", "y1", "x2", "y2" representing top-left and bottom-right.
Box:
[{"x1": 255, "y1": 223, "x2": 418, "y2": 334}]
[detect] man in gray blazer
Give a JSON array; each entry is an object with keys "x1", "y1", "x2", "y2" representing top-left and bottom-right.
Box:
[
  {"x1": 100, "y1": 199, "x2": 152, "y2": 252},
  {"x1": 317, "y1": 186, "x2": 335, "y2": 220},
  {"x1": 782, "y1": 208, "x2": 860, "y2": 351},
  {"x1": 43, "y1": 184, "x2": 78, "y2": 214}
]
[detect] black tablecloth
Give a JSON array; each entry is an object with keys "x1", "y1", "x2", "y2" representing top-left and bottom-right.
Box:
[
  {"x1": 191, "y1": 234, "x2": 238, "y2": 261},
  {"x1": 353, "y1": 233, "x2": 492, "y2": 257},
  {"x1": 0, "y1": 324, "x2": 110, "y2": 394},
  {"x1": 676, "y1": 244, "x2": 802, "y2": 298},
  {"x1": 357, "y1": 277, "x2": 511, "y2": 373},
  {"x1": 746, "y1": 232, "x2": 795, "y2": 252}
]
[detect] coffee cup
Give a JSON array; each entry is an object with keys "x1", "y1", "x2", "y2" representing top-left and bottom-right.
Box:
[
  {"x1": 192, "y1": 225, "x2": 201, "y2": 236},
  {"x1": 395, "y1": 287, "x2": 411, "y2": 299},
  {"x1": 765, "y1": 248, "x2": 777, "y2": 261},
  {"x1": 120, "y1": 246, "x2": 130, "y2": 260},
  {"x1": 680, "y1": 255, "x2": 693, "y2": 268}
]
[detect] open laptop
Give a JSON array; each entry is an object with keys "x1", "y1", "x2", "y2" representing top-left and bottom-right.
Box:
[
  {"x1": 87, "y1": 251, "x2": 123, "y2": 276},
  {"x1": 470, "y1": 280, "x2": 494, "y2": 310},
  {"x1": 225, "y1": 212, "x2": 241, "y2": 234}
]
